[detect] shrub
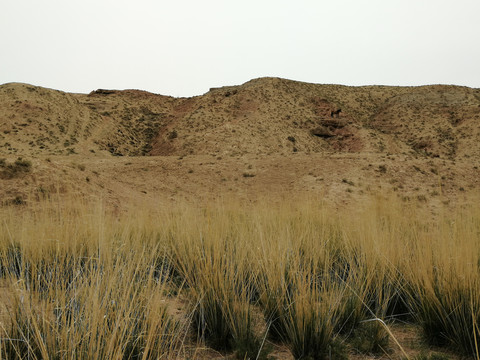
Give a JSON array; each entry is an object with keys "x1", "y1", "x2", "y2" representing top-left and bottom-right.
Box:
[
  {"x1": 0, "y1": 157, "x2": 32, "y2": 179},
  {"x1": 167, "y1": 130, "x2": 178, "y2": 139}
]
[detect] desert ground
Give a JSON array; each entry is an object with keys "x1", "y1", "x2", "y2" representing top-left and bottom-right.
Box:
[{"x1": 1, "y1": 77, "x2": 479, "y2": 208}]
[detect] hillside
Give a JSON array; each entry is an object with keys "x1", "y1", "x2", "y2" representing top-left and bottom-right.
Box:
[{"x1": 0, "y1": 78, "x2": 479, "y2": 207}]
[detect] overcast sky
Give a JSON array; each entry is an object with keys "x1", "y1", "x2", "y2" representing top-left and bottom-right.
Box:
[{"x1": 1, "y1": 0, "x2": 479, "y2": 97}]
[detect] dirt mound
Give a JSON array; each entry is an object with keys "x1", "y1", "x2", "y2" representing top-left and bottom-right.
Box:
[
  {"x1": 369, "y1": 85, "x2": 480, "y2": 159},
  {"x1": 0, "y1": 83, "x2": 102, "y2": 156}
]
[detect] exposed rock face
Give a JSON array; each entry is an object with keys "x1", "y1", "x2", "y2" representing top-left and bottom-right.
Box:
[
  {"x1": 321, "y1": 118, "x2": 348, "y2": 128},
  {"x1": 89, "y1": 89, "x2": 117, "y2": 96},
  {"x1": 311, "y1": 126, "x2": 335, "y2": 138}
]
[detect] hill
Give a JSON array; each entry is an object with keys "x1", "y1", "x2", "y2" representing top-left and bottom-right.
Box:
[{"x1": 0, "y1": 78, "x2": 479, "y2": 207}]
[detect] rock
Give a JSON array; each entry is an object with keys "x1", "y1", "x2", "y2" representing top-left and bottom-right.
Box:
[
  {"x1": 322, "y1": 119, "x2": 348, "y2": 128},
  {"x1": 311, "y1": 126, "x2": 335, "y2": 138}
]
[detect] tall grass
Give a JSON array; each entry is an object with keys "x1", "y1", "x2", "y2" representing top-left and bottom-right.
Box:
[
  {"x1": 0, "y1": 194, "x2": 479, "y2": 359},
  {"x1": 404, "y1": 206, "x2": 480, "y2": 356},
  {"x1": 0, "y1": 198, "x2": 183, "y2": 359}
]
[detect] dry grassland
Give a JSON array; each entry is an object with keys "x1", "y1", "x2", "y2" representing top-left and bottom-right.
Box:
[
  {"x1": 1, "y1": 194, "x2": 479, "y2": 359},
  {"x1": 1, "y1": 78, "x2": 480, "y2": 359}
]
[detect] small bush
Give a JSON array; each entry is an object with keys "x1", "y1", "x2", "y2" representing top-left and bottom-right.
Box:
[
  {"x1": 0, "y1": 157, "x2": 32, "y2": 179},
  {"x1": 11, "y1": 196, "x2": 26, "y2": 205},
  {"x1": 168, "y1": 130, "x2": 178, "y2": 139}
]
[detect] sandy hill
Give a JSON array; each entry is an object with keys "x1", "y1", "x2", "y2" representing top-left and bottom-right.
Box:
[
  {"x1": 0, "y1": 78, "x2": 479, "y2": 207},
  {"x1": 1, "y1": 78, "x2": 480, "y2": 159}
]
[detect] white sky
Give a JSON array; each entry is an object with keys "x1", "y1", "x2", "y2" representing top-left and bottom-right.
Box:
[{"x1": 1, "y1": 0, "x2": 479, "y2": 97}]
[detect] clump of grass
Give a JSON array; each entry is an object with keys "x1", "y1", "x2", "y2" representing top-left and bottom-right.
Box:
[
  {"x1": 403, "y1": 204, "x2": 480, "y2": 357},
  {"x1": 408, "y1": 276, "x2": 480, "y2": 355},
  {"x1": 168, "y1": 208, "x2": 270, "y2": 357},
  {"x1": 229, "y1": 299, "x2": 272, "y2": 360},
  {"x1": 4, "y1": 269, "x2": 181, "y2": 359},
  {"x1": 0, "y1": 199, "x2": 184, "y2": 359},
  {"x1": 351, "y1": 321, "x2": 390, "y2": 355},
  {"x1": 281, "y1": 281, "x2": 348, "y2": 360},
  {"x1": 0, "y1": 157, "x2": 32, "y2": 179}
]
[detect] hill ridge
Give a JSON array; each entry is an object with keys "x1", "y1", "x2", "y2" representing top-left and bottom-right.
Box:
[
  {"x1": 0, "y1": 78, "x2": 479, "y2": 208},
  {"x1": 1, "y1": 78, "x2": 480, "y2": 159}
]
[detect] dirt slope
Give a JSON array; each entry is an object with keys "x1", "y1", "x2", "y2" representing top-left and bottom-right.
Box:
[
  {"x1": 1, "y1": 78, "x2": 479, "y2": 207},
  {"x1": 2, "y1": 78, "x2": 480, "y2": 159}
]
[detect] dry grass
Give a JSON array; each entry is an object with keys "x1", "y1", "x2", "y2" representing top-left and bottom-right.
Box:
[{"x1": 0, "y1": 194, "x2": 479, "y2": 359}]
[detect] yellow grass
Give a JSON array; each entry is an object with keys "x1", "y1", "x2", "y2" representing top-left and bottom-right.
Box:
[{"x1": 0, "y1": 194, "x2": 479, "y2": 359}]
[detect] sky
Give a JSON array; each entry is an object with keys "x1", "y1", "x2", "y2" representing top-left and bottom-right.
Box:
[{"x1": 1, "y1": 0, "x2": 480, "y2": 97}]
